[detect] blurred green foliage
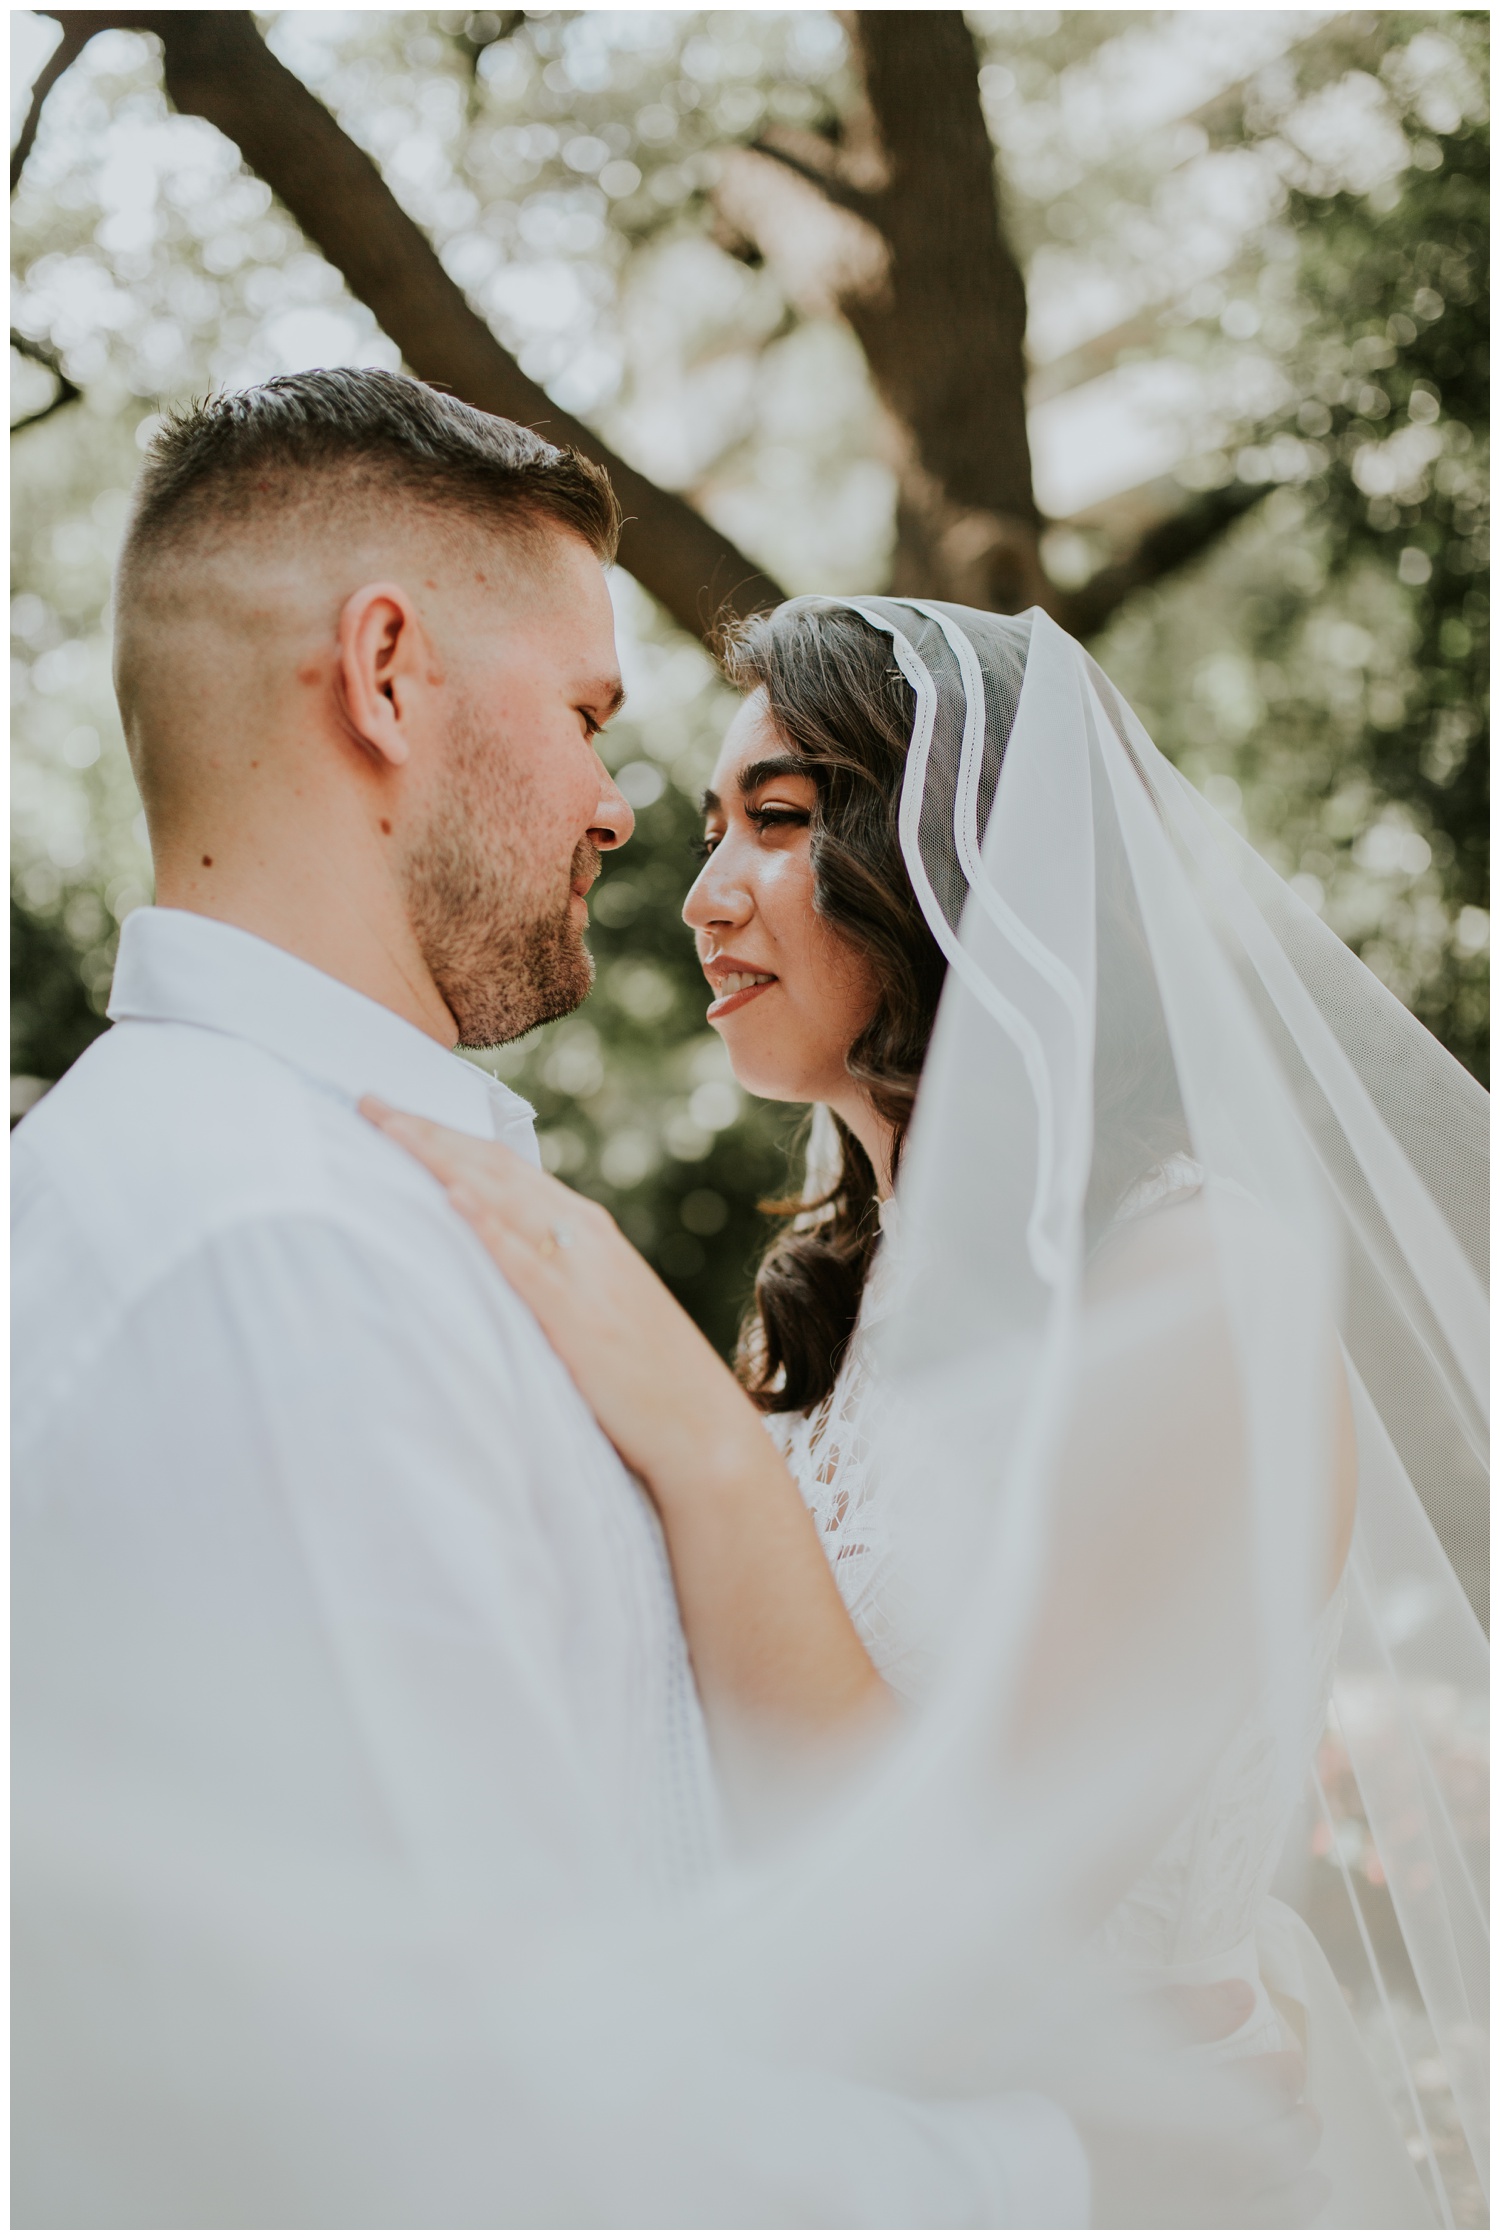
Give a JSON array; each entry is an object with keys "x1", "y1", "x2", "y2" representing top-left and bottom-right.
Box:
[
  {"x1": 11, "y1": 9, "x2": 1488, "y2": 1348},
  {"x1": 10, "y1": 895, "x2": 112, "y2": 1087},
  {"x1": 1097, "y1": 31, "x2": 1488, "y2": 1080},
  {"x1": 1281, "y1": 80, "x2": 1487, "y2": 1074}
]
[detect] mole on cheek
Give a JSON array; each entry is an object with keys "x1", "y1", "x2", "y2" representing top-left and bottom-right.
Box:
[
  {"x1": 201, "y1": 855, "x2": 213, "y2": 868},
  {"x1": 380, "y1": 819, "x2": 392, "y2": 836},
  {"x1": 296, "y1": 662, "x2": 318, "y2": 686}
]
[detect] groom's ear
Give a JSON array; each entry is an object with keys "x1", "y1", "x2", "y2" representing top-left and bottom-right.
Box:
[{"x1": 335, "y1": 580, "x2": 438, "y2": 771}]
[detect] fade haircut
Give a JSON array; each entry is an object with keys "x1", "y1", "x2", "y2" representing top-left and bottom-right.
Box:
[{"x1": 118, "y1": 366, "x2": 622, "y2": 580}]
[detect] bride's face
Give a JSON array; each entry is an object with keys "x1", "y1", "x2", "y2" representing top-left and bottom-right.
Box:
[{"x1": 682, "y1": 692, "x2": 881, "y2": 1106}]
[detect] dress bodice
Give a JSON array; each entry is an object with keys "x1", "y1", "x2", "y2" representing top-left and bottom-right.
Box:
[
  {"x1": 767, "y1": 1176, "x2": 1343, "y2": 1976},
  {"x1": 767, "y1": 1196, "x2": 913, "y2": 1689}
]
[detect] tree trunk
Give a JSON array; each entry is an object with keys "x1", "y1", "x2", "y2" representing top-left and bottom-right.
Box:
[
  {"x1": 843, "y1": 12, "x2": 1047, "y2": 614},
  {"x1": 726, "y1": 9, "x2": 1271, "y2": 632},
  {"x1": 35, "y1": 11, "x2": 787, "y2": 642}
]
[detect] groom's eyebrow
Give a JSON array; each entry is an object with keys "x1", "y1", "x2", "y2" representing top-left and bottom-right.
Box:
[{"x1": 586, "y1": 675, "x2": 627, "y2": 720}]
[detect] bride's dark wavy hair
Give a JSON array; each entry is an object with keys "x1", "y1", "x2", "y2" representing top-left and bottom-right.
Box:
[
  {"x1": 719, "y1": 608, "x2": 1194, "y2": 1419},
  {"x1": 718, "y1": 606, "x2": 945, "y2": 1415}
]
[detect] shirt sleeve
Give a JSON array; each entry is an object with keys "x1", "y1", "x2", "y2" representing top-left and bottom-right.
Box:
[{"x1": 14, "y1": 1207, "x2": 1089, "y2": 2229}]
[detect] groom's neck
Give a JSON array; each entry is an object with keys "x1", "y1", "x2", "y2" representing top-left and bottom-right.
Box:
[{"x1": 152, "y1": 783, "x2": 459, "y2": 1048}]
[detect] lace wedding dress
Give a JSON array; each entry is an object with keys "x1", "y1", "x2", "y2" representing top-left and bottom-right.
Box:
[{"x1": 770, "y1": 1168, "x2": 1435, "y2": 2227}]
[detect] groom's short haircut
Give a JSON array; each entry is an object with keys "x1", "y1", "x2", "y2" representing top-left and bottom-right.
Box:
[{"x1": 119, "y1": 367, "x2": 621, "y2": 580}]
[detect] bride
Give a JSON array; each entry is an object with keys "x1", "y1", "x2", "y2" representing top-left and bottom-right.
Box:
[{"x1": 367, "y1": 596, "x2": 1486, "y2": 2228}]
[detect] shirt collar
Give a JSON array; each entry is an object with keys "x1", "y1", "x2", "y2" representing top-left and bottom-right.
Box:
[{"x1": 108, "y1": 907, "x2": 539, "y2": 1159}]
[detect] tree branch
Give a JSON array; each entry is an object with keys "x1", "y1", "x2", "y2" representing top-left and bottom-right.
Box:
[
  {"x1": 11, "y1": 15, "x2": 93, "y2": 193},
  {"x1": 746, "y1": 130, "x2": 878, "y2": 221},
  {"x1": 712, "y1": 146, "x2": 887, "y2": 322},
  {"x1": 39, "y1": 10, "x2": 787, "y2": 642},
  {"x1": 1057, "y1": 482, "x2": 1271, "y2": 640},
  {"x1": 10, "y1": 329, "x2": 81, "y2": 433}
]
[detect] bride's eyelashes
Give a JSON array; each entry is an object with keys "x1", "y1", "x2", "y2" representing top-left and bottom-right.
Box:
[
  {"x1": 749, "y1": 805, "x2": 812, "y2": 835},
  {"x1": 693, "y1": 804, "x2": 811, "y2": 860}
]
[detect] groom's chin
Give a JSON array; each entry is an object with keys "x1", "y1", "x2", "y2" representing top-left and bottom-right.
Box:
[{"x1": 453, "y1": 930, "x2": 596, "y2": 1052}]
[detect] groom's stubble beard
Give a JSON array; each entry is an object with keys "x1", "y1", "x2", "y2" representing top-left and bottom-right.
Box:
[{"x1": 403, "y1": 693, "x2": 599, "y2": 1049}]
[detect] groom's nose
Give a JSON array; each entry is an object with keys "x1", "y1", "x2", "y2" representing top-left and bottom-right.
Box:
[{"x1": 588, "y1": 762, "x2": 634, "y2": 853}]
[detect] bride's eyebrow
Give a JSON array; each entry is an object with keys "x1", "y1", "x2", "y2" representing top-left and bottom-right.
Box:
[
  {"x1": 734, "y1": 754, "x2": 812, "y2": 796},
  {"x1": 699, "y1": 755, "x2": 812, "y2": 817}
]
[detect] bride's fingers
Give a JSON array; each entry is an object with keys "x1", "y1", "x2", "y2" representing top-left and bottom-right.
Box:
[
  {"x1": 359, "y1": 1098, "x2": 510, "y2": 1187},
  {"x1": 455, "y1": 1188, "x2": 585, "y2": 1327},
  {"x1": 452, "y1": 1185, "x2": 544, "y2": 1272},
  {"x1": 360, "y1": 1099, "x2": 616, "y2": 1271},
  {"x1": 440, "y1": 1160, "x2": 602, "y2": 1268},
  {"x1": 362, "y1": 1100, "x2": 560, "y2": 1223}
]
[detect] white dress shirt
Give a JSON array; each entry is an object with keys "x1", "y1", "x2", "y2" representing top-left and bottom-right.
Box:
[{"x1": 13, "y1": 906, "x2": 1088, "y2": 2228}]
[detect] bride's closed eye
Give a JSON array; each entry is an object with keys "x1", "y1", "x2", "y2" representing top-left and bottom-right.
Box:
[
  {"x1": 749, "y1": 804, "x2": 812, "y2": 833},
  {"x1": 693, "y1": 804, "x2": 812, "y2": 860}
]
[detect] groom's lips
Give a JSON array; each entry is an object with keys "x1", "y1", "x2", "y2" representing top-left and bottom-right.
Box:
[{"x1": 703, "y1": 953, "x2": 778, "y2": 1022}]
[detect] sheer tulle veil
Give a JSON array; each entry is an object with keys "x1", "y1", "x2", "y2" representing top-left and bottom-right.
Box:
[{"x1": 751, "y1": 596, "x2": 1487, "y2": 2221}]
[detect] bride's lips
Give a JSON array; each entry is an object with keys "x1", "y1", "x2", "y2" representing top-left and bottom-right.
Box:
[{"x1": 703, "y1": 951, "x2": 779, "y2": 1021}]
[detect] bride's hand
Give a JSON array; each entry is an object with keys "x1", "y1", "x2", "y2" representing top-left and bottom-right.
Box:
[
  {"x1": 361, "y1": 1098, "x2": 886, "y2": 1735},
  {"x1": 359, "y1": 1098, "x2": 756, "y2": 1494}
]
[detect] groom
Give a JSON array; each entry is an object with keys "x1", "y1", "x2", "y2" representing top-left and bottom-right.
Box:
[{"x1": 15, "y1": 370, "x2": 1310, "y2": 2228}]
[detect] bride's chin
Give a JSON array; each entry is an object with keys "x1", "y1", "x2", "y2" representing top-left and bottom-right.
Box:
[
  {"x1": 711, "y1": 1007, "x2": 835, "y2": 1105},
  {"x1": 714, "y1": 1043, "x2": 817, "y2": 1109}
]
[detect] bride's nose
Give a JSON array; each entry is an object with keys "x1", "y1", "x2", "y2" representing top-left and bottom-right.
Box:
[{"x1": 682, "y1": 851, "x2": 749, "y2": 934}]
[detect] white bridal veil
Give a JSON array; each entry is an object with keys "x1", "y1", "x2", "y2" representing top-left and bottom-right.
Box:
[{"x1": 750, "y1": 596, "x2": 1487, "y2": 2224}]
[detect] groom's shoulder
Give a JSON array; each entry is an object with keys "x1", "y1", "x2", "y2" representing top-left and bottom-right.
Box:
[
  {"x1": 13, "y1": 1014, "x2": 433, "y2": 1295},
  {"x1": 19, "y1": 1013, "x2": 325, "y2": 1203},
  {"x1": 13, "y1": 1015, "x2": 544, "y2": 1466}
]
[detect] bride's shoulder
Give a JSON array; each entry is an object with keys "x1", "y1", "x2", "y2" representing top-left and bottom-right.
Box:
[
  {"x1": 1088, "y1": 1157, "x2": 1212, "y2": 1290},
  {"x1": 1086, "y1": 1156, "x2": 1286, "y2": 1310},
  {"x1": 1107, "y1": 1153, "x2": 1206, "y2": 1230}
]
